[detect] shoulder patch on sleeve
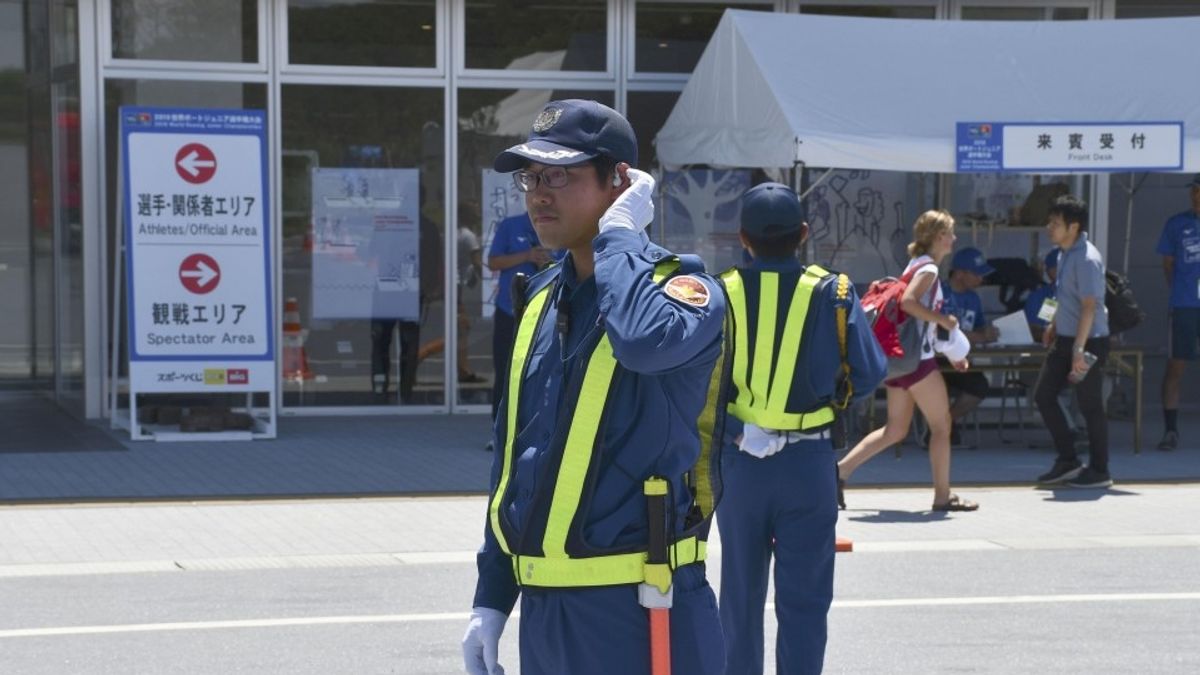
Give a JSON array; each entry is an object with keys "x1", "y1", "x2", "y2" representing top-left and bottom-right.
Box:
[{"x1": 664, "y1": 274, "x2": 711, "y2": 308}]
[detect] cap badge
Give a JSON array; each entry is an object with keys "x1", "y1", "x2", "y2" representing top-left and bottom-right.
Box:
[{"x1": 532, "y1": 108, "x2": 562, "y2": 133}]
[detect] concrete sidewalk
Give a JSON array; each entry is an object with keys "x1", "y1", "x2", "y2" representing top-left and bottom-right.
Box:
[{"x1": 2, "y1": 395, "x2": 1199, "y2": 503}]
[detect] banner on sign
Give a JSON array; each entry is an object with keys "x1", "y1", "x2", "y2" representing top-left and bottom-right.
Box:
[
  {"x1": 957, "y1": 121, "x2": 1184, "y2": 172},
  {"x1": 120, "y1": 107, "x2": 273, "y2": 395},
  {"x1": 480, "y1": 169, "x2": 527, "y2": 320}
]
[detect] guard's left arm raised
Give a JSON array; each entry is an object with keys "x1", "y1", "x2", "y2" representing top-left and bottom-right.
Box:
[
  {"x1": 842, "y1": 283, "x2": 888, "y2": 399},
  {"x1": 592, "y1": 229, "x2": 725, "y2": 374}
]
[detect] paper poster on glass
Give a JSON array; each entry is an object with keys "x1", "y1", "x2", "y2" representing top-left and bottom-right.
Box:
[
  {"x1": 805, "y1": 170, "x2": 917, "y2": 283},
  {"x1": 311, "y1": 168, "x2": 420, "y2": 320},
  {"x1": 657, "y1": 169, "x2": 750, "y2": 273},
  {"x1": 480, "y1": 169, "x2": 528, "y2": 319}
]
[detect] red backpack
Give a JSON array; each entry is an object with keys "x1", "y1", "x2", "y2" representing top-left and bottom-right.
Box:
[{"x1": 859, "y1": 266, "x2": 922, "y2": 359}]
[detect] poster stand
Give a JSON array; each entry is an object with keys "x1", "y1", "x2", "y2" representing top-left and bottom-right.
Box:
[{"x1": 110, "y1": 106, "x2": 277, "y2": 441}]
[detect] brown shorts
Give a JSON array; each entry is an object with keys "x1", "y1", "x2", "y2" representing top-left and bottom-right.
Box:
[{"x1": 884, "y1": 358, "x2": 938, "y2": 390}]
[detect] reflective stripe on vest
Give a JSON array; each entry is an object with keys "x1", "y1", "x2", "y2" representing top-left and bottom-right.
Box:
[
  {"x1": 490, "y1": 259, "x2": 717, "y2": 588},
  {"x1": 721, "y1": 265, "x2": 835, "y2": 431}
]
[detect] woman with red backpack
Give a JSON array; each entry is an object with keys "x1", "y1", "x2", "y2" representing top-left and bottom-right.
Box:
[{"x1": 836, "y1": 209, "x2": 979, "y2": 512}]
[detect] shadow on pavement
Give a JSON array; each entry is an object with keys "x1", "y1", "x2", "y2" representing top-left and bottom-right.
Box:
[{"x1": 1036, "y1": 486, "x2": 1141, "y2": 502}]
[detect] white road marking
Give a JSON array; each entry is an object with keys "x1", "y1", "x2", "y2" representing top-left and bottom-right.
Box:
[{"x1": 3, "y1": 592, "x2": 1199, "y2": 639}]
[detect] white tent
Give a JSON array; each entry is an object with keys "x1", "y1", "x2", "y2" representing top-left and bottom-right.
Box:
[{"x1": 656, "y1": 10, "x2": 1200, "y2": 173}]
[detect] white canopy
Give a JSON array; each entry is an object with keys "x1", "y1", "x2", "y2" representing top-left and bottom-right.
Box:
[{"x1": 656, "y1": 11, "x2": 1200, "y2": 173}]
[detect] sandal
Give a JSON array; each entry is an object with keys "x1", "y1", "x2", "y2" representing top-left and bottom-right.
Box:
[
  {"x1": 932, "y1": 494, "x2": 978, "y2": 512},
  {"x1": 837, "y1": 478, "x2": 847, "y2": 510}
]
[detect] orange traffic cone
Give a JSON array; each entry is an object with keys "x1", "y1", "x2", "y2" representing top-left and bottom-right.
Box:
[{"x1": 282, "y1": 297, "x2": 314, "y2": 382}]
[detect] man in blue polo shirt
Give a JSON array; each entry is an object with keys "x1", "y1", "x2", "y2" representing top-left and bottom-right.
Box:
[
  {"x1": 1155, "y1": 174, "x2": 1200, "y2": 451},
  {"x1": 485, "y1": 212, "x2": 552, "y2": 440},
  {"x1": 939, "y1": 247, "x2": 999, "y2": 444}
]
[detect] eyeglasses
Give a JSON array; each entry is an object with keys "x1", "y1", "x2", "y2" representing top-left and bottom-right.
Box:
[{"x1": 513, "y1": 166, "x2": 570, "y2": 193}]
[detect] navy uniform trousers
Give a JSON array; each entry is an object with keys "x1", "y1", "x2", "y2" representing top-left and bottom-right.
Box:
[
  {"x1": 517, "y1": 564, "x2": 725, "y2": 675},
  {"x1": 716, "y1": 437, "x2": 838, "y2": 675}
]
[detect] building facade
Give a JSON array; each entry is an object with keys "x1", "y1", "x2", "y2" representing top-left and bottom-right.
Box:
[{"x1": 4, "y1": 0, "x2": 1198, "y2": 423}]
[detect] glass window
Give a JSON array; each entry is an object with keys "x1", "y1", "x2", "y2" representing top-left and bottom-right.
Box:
[
  {"x1": 456, "y1": 89, "x2": 613, "y2": 408},
  {"x1": 282, "y1": 84, "x2": 445, "y2": 407},
  {"x1": 111, "y1": 0, "x2": 258, "y2": 62},
  {"x1": 1116, "y1": 0, "x2": 1200, "y2": 18},
  {"x1": 799, "y1": 4, "x2": 936, "y2": 19},
  {"x1": 960, "y1": 6, "x2": 1088, "y2": 21},
  {"x1": 464, "y1": 0, "x2": 606, "y2": 71},
  {"x1": 627, "y1": 90, "x2": 681, "y2": 174},
  {"x1": 287, "y1": 0, "x2": 436, "y2": 68},
  {"x1": 635, "y1": 2, "x2": 771, "y2": 74}
]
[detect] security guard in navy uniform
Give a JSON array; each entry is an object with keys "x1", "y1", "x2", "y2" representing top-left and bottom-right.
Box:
[
  {"x1": 462, "y1": 99, "x2": 730, "y2": 675},
  {"x1": 716, "y1": 183, "x2": 886, "y2": 675}
]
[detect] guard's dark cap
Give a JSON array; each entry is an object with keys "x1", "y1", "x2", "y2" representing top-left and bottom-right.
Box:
[
  {"x1": 493, "y1": 99, "x2": 637, "y2": 173},
  {"x1": 951, "y1": 247, "x2": 995, "y2": 276},
  {"x1": 740, "y1": 182, "x2": 804, "y2": 237}
]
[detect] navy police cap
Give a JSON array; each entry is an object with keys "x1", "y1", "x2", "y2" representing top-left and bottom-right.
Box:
[
  {"x1": 494, "y1": 99, "x2": 638, "y2": 173},
  {"x1": 740, "y1": 182, "x2": 804, "y2": 237}
]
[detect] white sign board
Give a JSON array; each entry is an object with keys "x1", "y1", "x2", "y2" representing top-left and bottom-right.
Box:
[
  {"x1": 120, "y1": 107, "x2": 274, "y2": 395},
  {"x1": 1002, "y1": 122, "x2": 1183, "y2": 172},
  {"x1": 310, "y1": 168, "x2": 421, "y2": 320}
]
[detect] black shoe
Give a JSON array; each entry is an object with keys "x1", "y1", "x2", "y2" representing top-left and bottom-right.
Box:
[
  {"x1": 1066, "y1": 467, "x2": 1113, "y2": 489},
  {"x1": 1157, "y1": 431, "x2": 1179, "y2": 451},
  {"x1": 1037, "y1": 460, "x2": 1083, "y2": 485}
]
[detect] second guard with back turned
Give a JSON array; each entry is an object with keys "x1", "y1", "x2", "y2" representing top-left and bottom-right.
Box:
[{"x1": 716, "y1": 183, "x2": 886, "y2": 675}]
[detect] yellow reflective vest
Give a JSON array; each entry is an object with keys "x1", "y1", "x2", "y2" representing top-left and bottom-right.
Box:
[{"x1": 488, "y1": 258, "x2": 729, "y2": 589}]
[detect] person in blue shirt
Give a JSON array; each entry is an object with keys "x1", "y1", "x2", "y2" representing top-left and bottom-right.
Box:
[
  {"x1": 1035, "y1": 195, "x2": 1112, "y2": 489},
  {"x1": 938, "y1": 247, "x2": 999, "y2": 443},
  {"x1": 1024, "y1": 248, "x2": 1060, "y2": 344},
  {"x1": 716, "y1": 183, "x2": 886, "y2": 675},
  {"x1": 485, "y1": 212, "x2": 552, "y2": 437},
  {"x1": 1155, "y1": 174, "x2": 1200, "y2": 451},
  {"x1": 462, "y1": 99, "x2": 728, "y2": 675}
]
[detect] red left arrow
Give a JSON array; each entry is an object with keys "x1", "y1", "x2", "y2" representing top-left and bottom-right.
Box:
[{"x1": 175, "y1": 143, "x2": 217, "y2": 184}]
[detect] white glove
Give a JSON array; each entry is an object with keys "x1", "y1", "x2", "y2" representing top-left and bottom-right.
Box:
[
  {"x1": 462, "y1": 607, "x2": 508, "y2": 675},
  {"x1": 738, "y1": 423, "x2": 787, "y2": 459},
  {"x1": 599, "y1": 168, "x2": 655, "y2": 233}
]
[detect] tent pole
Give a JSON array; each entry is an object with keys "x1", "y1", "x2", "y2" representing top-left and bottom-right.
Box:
[{"x1": 1120, "y1": 172, "x2": 1148, "y2": 275}]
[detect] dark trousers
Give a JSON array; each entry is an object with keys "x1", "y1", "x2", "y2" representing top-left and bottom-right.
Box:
[
  {"x1": 1034, "y1": 336, "x2": 1110, "y2": 472},
  {"x1": 491, "y1": 309, "x2": 516, "y2": 420},
  {"x1": 717, "y1": 438, "x2": 836, "y2": 675},
  {"x1": 518, "y1": 564, "x2": 724, "y2": 675},
  {"x1": 369, "y1": 319, "x2": 419, "y2": 403}
]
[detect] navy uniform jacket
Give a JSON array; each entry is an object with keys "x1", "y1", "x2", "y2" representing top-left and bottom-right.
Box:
[
  {"x1": 474, "y1": 228, "x2": 727, "y2": 614},
  {"x1": 725, "y1": 256, "x2": 886, "y2": 436}
]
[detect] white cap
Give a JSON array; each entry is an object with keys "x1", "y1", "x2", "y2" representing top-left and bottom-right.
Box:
[{"x1": 935, "y1": 326, "x2": 971, "y2": 362}]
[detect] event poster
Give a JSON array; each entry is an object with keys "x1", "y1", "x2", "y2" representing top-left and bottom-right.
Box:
[{"x1": 311, "y1": 168, "x2": 421, "y2": 320}]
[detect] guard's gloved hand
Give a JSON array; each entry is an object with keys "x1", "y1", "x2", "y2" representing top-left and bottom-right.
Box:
[
  {"x1": 599, "y1": 169, "x2": 655, "y2": 233},
  {"x1": 462, "y1": 607, "x2": 508, "y2": 675},
  {"x1": 738, "y1": 423, "x2": 786, "y2": 459}
]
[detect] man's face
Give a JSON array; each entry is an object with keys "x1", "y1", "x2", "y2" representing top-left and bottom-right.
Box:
[
  {"x1": 957, "y1": 269, "x2": 984, "y2": 289},
  {"x1": 1046, "y1": 214, "x2": 1074, "y2": 246},
  {"x1": 522, "y1": 161, "x2": 614, "y2": 251}
]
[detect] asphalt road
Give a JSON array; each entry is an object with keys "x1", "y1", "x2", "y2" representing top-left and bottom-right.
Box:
[{"x1": 2, "y1": 487, "x2": 1199, "y2": 674}]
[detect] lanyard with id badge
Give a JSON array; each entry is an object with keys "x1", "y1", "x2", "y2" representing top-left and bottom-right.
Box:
[{"x1": 1038, "y1": 298, "x2": 1058, "y2": 323}]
